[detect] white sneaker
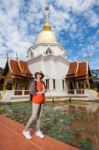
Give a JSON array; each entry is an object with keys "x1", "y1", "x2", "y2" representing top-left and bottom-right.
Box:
[
  {"x1": 23, "y1": 130, "x2": 32, "y2": 139},
  {"x1": 36, "y1": 130, "x2": 45, "y2": 139}
]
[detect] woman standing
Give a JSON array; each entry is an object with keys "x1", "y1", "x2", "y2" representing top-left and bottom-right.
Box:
[{"x1": 23, "y1": 71, "x2": 46, "y2": 139}]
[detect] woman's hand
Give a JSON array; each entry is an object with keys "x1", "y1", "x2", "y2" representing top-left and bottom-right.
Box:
[
  {"x1": 37, "y1": 84, "x2": 46, "y2": 94},
  {"x1": 37, "y1": 89, "x2": 45, "y2": 94},
  {"x1": 37, "y1": 91, "x2": 44, "y2": 94}
]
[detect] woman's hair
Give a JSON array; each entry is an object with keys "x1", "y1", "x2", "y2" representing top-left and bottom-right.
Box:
[{"x1": 34, "y1": 71, "x2": 44, "y2": 79}]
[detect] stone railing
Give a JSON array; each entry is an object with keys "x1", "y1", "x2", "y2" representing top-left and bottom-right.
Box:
[
  {"x1": 14, "y1": 90, "x2": 30, "y2": 95},
  {"x1": 68, "y1": 89, "x2": 85, "y2": 95},
  {"x1": 0, "y1": 90, "x2": 30, "y2": 101}
]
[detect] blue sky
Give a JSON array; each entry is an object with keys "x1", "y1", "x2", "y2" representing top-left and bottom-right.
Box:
[{"x1": 0, "y1": 0, "x2": 99, "y2": 69}]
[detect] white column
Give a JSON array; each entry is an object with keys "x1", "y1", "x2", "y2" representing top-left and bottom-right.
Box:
[{"x1": 49, "y1": 78, "x2": 53, "y2": 90}]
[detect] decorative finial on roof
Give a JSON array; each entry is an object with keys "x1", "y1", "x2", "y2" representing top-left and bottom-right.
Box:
[
  {"x1": 6, "y1": 52, "x2": 9, "y2": 60},
  {"x1": 77, "y1": 55, "x2": 80, "y2": 62},
  {"x1": 16, "y1": 52, "x2": 18, "y2": 60},
  {"x1": 43, "y1": 5, "x2": 51, "y2": 31},
  {"x1": 78, "y1": 58, "x2": 80, "y2": 62}
]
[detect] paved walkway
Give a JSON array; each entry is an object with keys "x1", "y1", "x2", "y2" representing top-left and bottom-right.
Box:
[{"x1": 0, "y1": 115, "x2": 79, "y2": 150}]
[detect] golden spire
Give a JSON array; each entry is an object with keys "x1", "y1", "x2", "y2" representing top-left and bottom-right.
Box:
[
  {"x1": 43, "y1": 5, "x2": 51, "y2": 31},
  {"x1": 36, "y1": 5, "x2": 57, "y2": 44}
]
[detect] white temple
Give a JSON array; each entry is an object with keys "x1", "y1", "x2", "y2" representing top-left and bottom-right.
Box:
[
  {"x1": 27, "y1": 6, "x2": 69, "y2": 98},
  {"x1": 0, "y1": 6, "x2": 97, "y2": 102}
]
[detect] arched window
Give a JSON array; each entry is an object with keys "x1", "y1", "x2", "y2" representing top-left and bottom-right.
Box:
[{"x1": 46, "y1": 48, "x2": 53, "y2": 55}]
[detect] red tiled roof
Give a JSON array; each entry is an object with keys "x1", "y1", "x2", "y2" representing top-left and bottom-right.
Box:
[
  {"x1": 66, "y1": 61, "x2": 89, "y2": 79},
  {"x1": 3, "y1": 59, "x2": 33, "y2": 78},
  {"x1": 66, "y1": 62, "x2": 78, "y2": 76},
  {"x1": 9, "y1": 60, "x2": 21, "y2": 76},
  {"x1": 77, "y1": 62, "x2": 88, "y2": 78},
  {"x1": 18, "y1": 60, "x2": 32, "y2": 76}
]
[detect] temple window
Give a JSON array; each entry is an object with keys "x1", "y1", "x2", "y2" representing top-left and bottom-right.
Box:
[
  {"x1": 6, "y1": 82, "x2": 12, "y2": 90},
  {"x1": 16, "y1": 82, "x2": 23, "y2": 90},
  {"x1": 62, "y1": 79, "x2": 65, "y2": 89},
  {"x1": 53, "y1": 79, "x2": 56, "y2": 89},
  {"x1": 46, "y1": 48, "x2": 53, "y2": 55},
  {"x1": 69, "y1": 82, "x2": 74, "y2": 90},
  {"x1": 46, "y1": 79, "x2": 49, "y2": 89}
]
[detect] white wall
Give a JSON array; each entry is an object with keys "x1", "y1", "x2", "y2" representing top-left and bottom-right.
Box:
[
  {"x1": 30, "y1": 44, "x2": 66, "y2": 58},
  {"x1": 28, "y1": 55, "x2": 69, "y2": 97}
]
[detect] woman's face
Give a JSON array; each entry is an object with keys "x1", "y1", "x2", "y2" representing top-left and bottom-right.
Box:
[{"x1": 36, "y1": 74, "x2": 42, "y2": 79}]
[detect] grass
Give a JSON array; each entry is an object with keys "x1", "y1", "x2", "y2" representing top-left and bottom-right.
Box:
[{"x1": 0, "y1": 101, "x2": 99, "y2": 150}]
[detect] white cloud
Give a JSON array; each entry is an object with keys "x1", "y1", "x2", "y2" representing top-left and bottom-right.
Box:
[
  {"x1": 78, "y1": 40, "x2": 99, "y2": 68},
  {"x1": 0, "y1": 58, "x2": 6, "y2": 68},
  {"x1": 90, "y1": 58, "x2": 99, "y2": 69},
  {"x1": 57, "y1": 0, "x2": 98, "y2": 12},
  {"x1": 0, "y1": 0, "x2": 98, "y2": 69},
  {"x1": 84, "y1": 10, "x2": 99, "y2": 27}
]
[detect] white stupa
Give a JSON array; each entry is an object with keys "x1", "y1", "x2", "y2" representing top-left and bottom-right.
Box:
[{"x1": 27, "y1": 6, "x2": 69, "y2": 98}]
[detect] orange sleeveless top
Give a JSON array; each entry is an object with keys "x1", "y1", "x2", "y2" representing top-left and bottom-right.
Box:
[{"x1": 32, "y1": 81, "x2": 45, "y2": 104}]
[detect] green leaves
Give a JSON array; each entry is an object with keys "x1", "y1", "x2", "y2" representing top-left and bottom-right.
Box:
[
  {"x1": 64, "y1": 114, "x2": 74, "y2": 124},
  {"x1": 63, "y1": 128, "x2": 74, "y2": 145},
  {"x1": 88, "y1": 129, "x2": 96, "y2": 136},
  {"x1": 80, "y1": 138, "x2": 92, "y2": 150}
]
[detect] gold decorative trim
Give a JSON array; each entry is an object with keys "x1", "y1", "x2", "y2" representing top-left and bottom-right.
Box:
[
  {"x1": 17, "y1": 59, "x2": 23, "y2": 73},
  {"x1": 85, "y1": 60, "x2": 88, "y2": 76},
  {"x1": 43, "y1": 16, "x2": 51, "y2": 31},
  {"x1": 75, "y1": 61, "x2": 79, "y2": 76},
  {"x1": 8, "y1": 59, "x2": 13, "y2": 74}
]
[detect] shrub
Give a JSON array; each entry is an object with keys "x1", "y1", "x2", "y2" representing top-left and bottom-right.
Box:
[{"x1": 80, "y1": 138, "x2": 92, "y2": 150}]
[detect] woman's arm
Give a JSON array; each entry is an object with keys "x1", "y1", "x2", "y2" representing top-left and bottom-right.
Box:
[{"x1": 30, "y1": 81, "x2": 37, "y2": 95}]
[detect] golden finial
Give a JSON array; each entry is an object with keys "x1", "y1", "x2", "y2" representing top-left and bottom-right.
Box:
[{"x1": 43, "y1": 5, "x2": 51, "y2": 31}]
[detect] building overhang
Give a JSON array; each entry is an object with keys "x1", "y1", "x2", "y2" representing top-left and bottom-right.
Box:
[{"x1": 28, "y1": 54, "x2": 69, "y2": 66}]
